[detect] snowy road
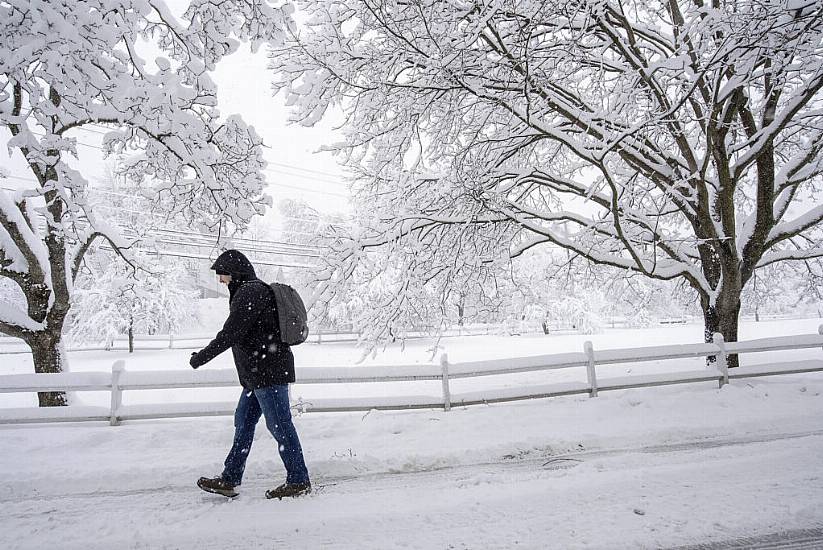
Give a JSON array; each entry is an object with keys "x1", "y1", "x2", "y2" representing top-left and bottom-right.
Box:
[{"x1": 3, "y1": 426, "x2": 823, "y2": 549}]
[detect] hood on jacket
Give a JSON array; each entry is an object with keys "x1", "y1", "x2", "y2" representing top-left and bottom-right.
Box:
[{"x1": 211, "y1": 249, "x2": 256, "y2": 281}]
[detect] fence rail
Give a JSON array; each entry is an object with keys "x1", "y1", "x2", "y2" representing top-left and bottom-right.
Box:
[{"x1": 1, "y1": 327, "x2": 822, "y2": 425}]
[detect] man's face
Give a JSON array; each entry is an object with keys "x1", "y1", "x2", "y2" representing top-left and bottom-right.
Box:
[{"x1": 218, "y1": 274, "x2": 232, "y2": 285}]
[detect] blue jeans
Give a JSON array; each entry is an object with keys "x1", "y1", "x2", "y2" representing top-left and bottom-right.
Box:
[{"x1": 221, "y1": 385, "x2": 310, "y2": 486}]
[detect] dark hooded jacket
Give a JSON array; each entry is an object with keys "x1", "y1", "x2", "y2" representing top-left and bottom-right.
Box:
[{"x1": 190, "y1": 250, "x2": 295, "y2": 389}]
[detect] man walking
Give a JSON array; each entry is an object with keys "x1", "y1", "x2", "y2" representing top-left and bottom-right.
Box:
[{"x1": 190, "y1": 249, "x2": 311, "y2": 499}]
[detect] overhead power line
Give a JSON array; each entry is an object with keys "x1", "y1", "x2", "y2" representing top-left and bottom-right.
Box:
[
  {"x1": 148, "y1": 226, "x2": 325, "y2": 250},
  {"x1": 264, "y1": 167, "x2": 344, "y2": 186},
  {"x1": 267, "y1": 160, "x2": 344, "y2": 179},
  {"x1": 83, "y1": 122, "x2": 348, "y2": 182},
  {"x1": 98, "y1": 245, "x2": 318, "y2": 269},
  {"x1": 267, "y1": 180, "x2": 348, "y2": 198},
  {"x1": 81, "y1": 123, "x2": 345, "y2": 180},
  {"x1": 4, "y1": 170, "x2": 349, "y2": 198},
  {"x1": 1, "y1": 188, "x2": 330, "y2": 256},
  {"x1": 117, "y1": 230, "x2": 325, "y2": 258},
  {"x1": 74, "y1": 126, "x2": 109, "y2": 136},
  {"x1": 90, "y1": 201, "x2": 334, "y2": 229}
]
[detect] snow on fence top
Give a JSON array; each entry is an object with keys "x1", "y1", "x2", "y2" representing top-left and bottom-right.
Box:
[
  {"x1": 723, "y1": 334, "x2": 823, "y2": 353},
  {"x1": 592, "y1": 343, "x2": 718, "y2": 364},
  {"x1": 449, "y1": 352, "x2": 589, "y2": 378},
  {"x1": 0, "y1": 372, "x2": 113, "y2": 393},
  {"x1": 1, "y1": 328, "x2": 822, "y2": 425}
]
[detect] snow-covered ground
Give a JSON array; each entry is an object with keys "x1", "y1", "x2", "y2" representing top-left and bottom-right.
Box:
[{"x1": 2, "y1": 318, "x2": 823, "y2": 549}]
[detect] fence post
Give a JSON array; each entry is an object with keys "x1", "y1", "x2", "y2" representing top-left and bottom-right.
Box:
[
  {"x1": 110, "y1": 360, "x2": 125, "y2": 426},
  {"x1": 168, "y1": 333, "x2": 174, "y2": 349},
  {"x1": 440, "y1": 353, "x2": 451, "y2": 411},
  {"x1": 584, "y1": 341, "x2": 598, "y2": 398},
  {"x1": 712, "y1": 333, "x2": 729, "y2": 388}
]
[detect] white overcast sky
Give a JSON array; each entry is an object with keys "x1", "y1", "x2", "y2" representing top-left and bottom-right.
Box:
[{"x1": 211, "y1": 44, "x2": 350, "y2": 215}]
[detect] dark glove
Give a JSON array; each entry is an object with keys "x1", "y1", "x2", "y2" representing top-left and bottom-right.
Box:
[{"x1": 190, "y1": 352, "x2": 202, "y2": 369}]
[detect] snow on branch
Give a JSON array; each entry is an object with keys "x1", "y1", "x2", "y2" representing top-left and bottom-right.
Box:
[
  {"x1": 0, "y1": 298, "x2": 45, "y2": 335},
  {"x1": 0, "y1": 0, "x2": 293, "y2": 349},
  {"x1": 269, "y1": 0, "x2": 823, "y2": 344},
  {"x1": 0, "y1": 189, "x2": 49, "y2": 282},
  {"x1": 758, "y1": 247, "x2": 823, "y2": 268},
  {"x1": 766, "y1": 204, "x2": 823, "y2": 248}
]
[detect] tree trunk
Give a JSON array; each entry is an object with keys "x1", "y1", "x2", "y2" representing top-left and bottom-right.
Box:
[
  {"x1": 28, "y1": 333, "x2": 68, "y2": 406},
  {"x1": 753, "y1": 271, "x2": 760, "y2": 322},
  {"x1": 128, "y1": 320, "x2": 134, "y2": 354},
  {"x1": 702, "y1": 295, "x2": 741, "y2": 369}
]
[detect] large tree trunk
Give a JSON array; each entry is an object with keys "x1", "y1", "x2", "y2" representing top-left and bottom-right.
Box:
[
  {"x1": 701, "y1": 291, "x2": 742, "y2": 369},
  {"x1": 28, "y1": 332, "x2": 69, "y2": 406},
  {"x1": 6, "y1": 86, "x2": 78, "y2": 407}
]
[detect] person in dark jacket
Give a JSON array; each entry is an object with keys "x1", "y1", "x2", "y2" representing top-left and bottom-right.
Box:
[{"x1": 190, "y1": 249, "x2": 311, "y2": 499}]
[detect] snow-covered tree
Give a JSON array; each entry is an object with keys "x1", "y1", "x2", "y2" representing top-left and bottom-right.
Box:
[
  {"x1": 271, "y1": 0, "x2": 823, "y2": 366},
  {"x1": 741, "y1": 259, "x2": 823, "y2": 320},
  {"x1": 69, "y1": 251, "x2": 197, "y2": 352},
  {"x1": 308, "y1": 203, "x2": 516, "y2": 343},
  {"x1": 322, "y1": 243, "x2": 446, "y2": 339},
  {"x1": 553, "y1": 293, "x2": 607, "y2": 334},
  {"x1": 741, "y1": 263, "x2": 795, "y2": 321},
  {"x1": 278, "y1": 198, "x2": 324, "y2": 246},
  {"x1": 1, "y1": 0, "x2": 293, "y2": 405},
  {"x1": 511, "y1": 253, "x2": 677, "y2": 332},
  {"x1": 793, "y1": 260, "x2": 823, "y2": 317}
]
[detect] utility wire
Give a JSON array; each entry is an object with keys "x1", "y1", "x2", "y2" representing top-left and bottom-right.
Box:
[
  {"x1": 86, "y1": 191, "x2": 340, "y2": 228},
  {"x1": 98, "y1": 244, "x2": 318, "y2": 269},
  {"x1": 82, "y1": 123, "x2": 347, "y2": 181},
  {"x1": 1, "y1": 187, "x2": 330, "y2": 257},
  {"x1": 4, "y1": 168, "x2": 349, "y2": 198},
  {"x1": 267, "y1": 160, "x2": 344, "y2": 179},
  {"x1": 264, "y1": 167, "x2": 344, "y2": 185},
  {"x1": 13, "y1": 128, "x2": 349, "y2": 192}
]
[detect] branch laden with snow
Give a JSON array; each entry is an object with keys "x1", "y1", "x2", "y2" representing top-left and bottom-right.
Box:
[
  {"x1": 271, "y1": 0, "x2": 823, "y2": 348},
  {"x1": 0, "y1": 0, "x2": 293, "y2": 394}
]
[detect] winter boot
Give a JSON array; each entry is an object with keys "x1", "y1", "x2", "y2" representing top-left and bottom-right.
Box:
[
  {"x1": 265, "y1": 481, "x2": 312, "y2": 500},
  {"x1": 197, "y1": 476, "x2": 239, "y2": 498}
]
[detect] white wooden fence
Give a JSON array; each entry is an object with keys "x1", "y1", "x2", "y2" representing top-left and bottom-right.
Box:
[{"x1": 1, "y1": 328, "x2": 822, "y2": 425}]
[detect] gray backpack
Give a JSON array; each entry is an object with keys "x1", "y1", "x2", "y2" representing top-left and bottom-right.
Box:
[{"x1": 269, "y1": 282, "x2": 309, "y2": 345}]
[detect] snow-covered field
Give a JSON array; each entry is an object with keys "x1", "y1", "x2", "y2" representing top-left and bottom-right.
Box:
[{"x1": 2, "y1": 318, "x2": 823, "y2": 549}]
